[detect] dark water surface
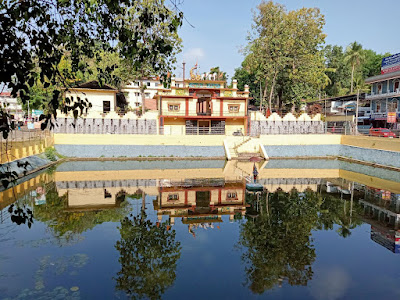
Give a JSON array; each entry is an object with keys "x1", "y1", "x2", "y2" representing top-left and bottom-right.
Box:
[{"x1": 1, "y1": 160, "x2": 400, "y2": 299}]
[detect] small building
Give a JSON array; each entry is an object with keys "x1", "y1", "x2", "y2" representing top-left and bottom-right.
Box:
[
  {"x1": 0, "y1": 91, "x2": 23, "y2": 120},
  {"x1": 365, "y1": 53, "x2": 400, "y2": 128},
  {"x1": 156, "y1": 71, "x2": 249, "y2": 135},
  {"x1": 64, "y1": 81, "x2": 118, "y2": 114},
  {"x1": 122, "y1": 77, "x2": 161, "y2": 111}
]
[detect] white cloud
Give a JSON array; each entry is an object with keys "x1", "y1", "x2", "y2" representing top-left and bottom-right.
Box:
[
  {"x1": 183, "y1": 48, "x2": 205, "y2": 62},
  {"x1": 309, "y1": 267, "x2": 351, "y2": 300}
]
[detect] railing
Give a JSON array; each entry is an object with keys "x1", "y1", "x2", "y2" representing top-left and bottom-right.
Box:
[
  {"x1": 366, "y1": 90, "x2": 400, "y2": 99},
  {"x1": 159, "y1": 126, "x2": 226, "y2": 135},
  {"x1": 161, "y1": 110, "x2": 246, "y2": 117}
]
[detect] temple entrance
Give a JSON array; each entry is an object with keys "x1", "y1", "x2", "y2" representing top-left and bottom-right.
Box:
[
  {"x1": 198, "y1": 120, "x2": 210, "y2": 134},
  {"x1": 185, "y1": 120, "x2": 225, "y2": 135},
  {"x1": 194, "y1": 191, "x2": 211, "y2": 214},
  {"x1": 197, "y1": 98, "x2": 211, "y2": 116}
]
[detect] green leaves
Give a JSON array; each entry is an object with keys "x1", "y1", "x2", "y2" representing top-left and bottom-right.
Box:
[
  {"x1": 244, "y1": 1, "x2": 326, "y2": 110},
  {"x1": 0, "y1": 0, "x2": 183, "y2": 140}
]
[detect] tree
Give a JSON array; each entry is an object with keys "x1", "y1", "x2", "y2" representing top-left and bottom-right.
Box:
[
  {"x1": 322, "y1": 45, "x2": 351, "y2": 97},
  {"x1": 114, "y1": 210, "x2": 181, "y2": 299},
  {"x1": 243, "y1": 1, "x2": 326, "y2": 111},
  {"x1": 344, "y1": 42, "x2": 365, "y2": 94},
  {"x1": 0, "y1": 0, "x2": 183, "y2": 138},
  {"x1": 239, "y1": 189, "x2": 320, "y2": 293},
  {"x1": 233, "y1": 65, "x2": 259, "y2": 105}
]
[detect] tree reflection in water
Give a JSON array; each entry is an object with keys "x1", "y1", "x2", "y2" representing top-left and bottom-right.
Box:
[
  {"x1": 114, "y1": 209, "x2": 181, "y2": 300},
  {"x1": 239, "y1": 187, "x2": 362, "y2": 294}
]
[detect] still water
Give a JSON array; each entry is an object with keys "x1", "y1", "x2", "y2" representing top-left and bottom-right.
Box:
[{"x1": 1, "y1": 159, "x2": 400, "y2": 299}]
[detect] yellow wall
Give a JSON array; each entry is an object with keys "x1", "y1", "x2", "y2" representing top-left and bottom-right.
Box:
[
  {"x1": 161, "y1": 98, "x2": 186, "y2": 116},
  {"x1": 66, "y1": 89, "x2": 117, "y2": 112},
  {"x1": 225, "y1": 119, "x2": 246, "y2": 135},
  {"x1": 222, "y1": 100, "x2": 246, "y2": 117},
  {"x1": 1, "y1": 135, "x2": 54, "y2": 164},
  {"x1": 341, "y1": 135, "x2": 400, "y2": 153},
  {"x1": 163, "y1": 119, "x2": 186, "y2": 135}
]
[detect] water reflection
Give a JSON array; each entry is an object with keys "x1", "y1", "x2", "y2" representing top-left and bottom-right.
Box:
[
  {"x1": 1, "y1": 160, "x2": 400, "y2": 299},
  {"x1": 115, "y1": 210, "x2": 181, "y2": 300},
  {"x1": 155, "y1": 178, "x2": 246, "y2": 237}
]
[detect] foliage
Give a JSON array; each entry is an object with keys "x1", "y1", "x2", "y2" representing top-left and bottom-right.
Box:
[
  {"x1": 0, "y1": 0, "x2": 183, "y2": 139},
  {"x1": 44, "y1": 147, "x2": 58, "y2": 162},
  {"x1": 34, "y1": 182, "x2": 132, "y2": 241},
  {"x1": 114, "y1": 210, "x2": 181, "y2": 300},
  {"x1": 233, "y1": 64, "x2": 259, "y2": 105},
  {"x1": 344, "y1": 42, "x2": 365, "y2": 93},
  {"x1": 239, "y1": 187, "x2": 362, "y2": 294},
  {"x1": 243, "y1": 1, "x2": 326, "y2": 111}
]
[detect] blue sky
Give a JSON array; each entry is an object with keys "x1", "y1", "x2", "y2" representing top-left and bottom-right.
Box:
[{"x1": 174, "y1": 0, "x2": 399, "y2": 80}]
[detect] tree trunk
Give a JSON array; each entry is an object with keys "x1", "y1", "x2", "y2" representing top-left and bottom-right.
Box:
[
  {"x1": 350, "y1": 64, "x2": 355, "y2": 94},
  {"x1": 261, "y1": 78, "x2": 269, "y2": 112},
  {"x1": 268, "y1": 70, "x2": 278, "y2": 110}
]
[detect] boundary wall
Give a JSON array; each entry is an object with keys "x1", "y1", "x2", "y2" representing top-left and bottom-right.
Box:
[
  {"x1": 53, "y1": 133, "x2": 400, "y2": 169},
  {"x1": 1, "y1": 135, "x2": 54, "y2": 164}
]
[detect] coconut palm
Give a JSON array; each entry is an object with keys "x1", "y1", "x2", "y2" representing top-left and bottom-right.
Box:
[{"x1": 344, "y1": 42, "x2": 365, "y2": 93}]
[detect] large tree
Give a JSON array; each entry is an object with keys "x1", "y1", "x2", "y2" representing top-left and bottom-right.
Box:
[
  {"x1": 0, "y1": 0, "x2": 183, "y2": 138},
  {"x1": 243, "y1": 1, "x2": 326, "y2": 111}
]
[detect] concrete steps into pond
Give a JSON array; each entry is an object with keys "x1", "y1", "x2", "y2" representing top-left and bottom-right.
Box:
[{"x1": 224, "y1": 137, "x2": 268, "y2": 161}]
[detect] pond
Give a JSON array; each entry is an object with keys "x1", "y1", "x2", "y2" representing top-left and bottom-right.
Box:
[{"x1": 1, "y1": 159, "x2": 400, "y2": 299}]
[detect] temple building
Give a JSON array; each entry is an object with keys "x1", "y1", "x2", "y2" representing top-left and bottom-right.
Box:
[
  {"x1": 156, "y1": 66, "x2": 250, "y2": 135},
  {"x1": 154, "y1": 179, "x2": 246, "y2": 229}
]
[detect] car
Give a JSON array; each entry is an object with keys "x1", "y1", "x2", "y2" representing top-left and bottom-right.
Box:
[{"x1": 369, "y1": 127, "x2": 396, "y2": 138}]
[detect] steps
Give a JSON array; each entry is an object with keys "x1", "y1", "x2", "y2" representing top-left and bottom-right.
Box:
[{"x1": 224, "y1": 137, "x2": 268, "y2": 161}]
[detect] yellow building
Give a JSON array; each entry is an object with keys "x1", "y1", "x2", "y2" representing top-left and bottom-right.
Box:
[
  {"x1": 63, "y1": 81, "x2": 118, "y2": 113},
  {"x1": 156, "y1": 70, "x2": 250, "y2": 135}
]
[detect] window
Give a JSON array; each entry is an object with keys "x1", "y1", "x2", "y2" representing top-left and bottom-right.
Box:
[
  {"x1": 155, "y1": 82, "x2": 159, "y2": 87},
  {"x1": 227, "y1": 192, "x2": 238, "y2": 200},
  {"x1": 376, "y1": 102, "x2": 381, "y2": 112},
  {"x1": 228, "y1": 105, "x2": 240, "y2": 113},
  {"x1": 378, "y1": 84, "x2": 382, "y2": 94},
  {"x1": 167, "y1": 194, "x2": 179, "y2": 201},
  {"x1": 176, "y1": 83, "x2": 180, "y2": 87},
  {"x1": 395, "y1": 81, "x2": 400, "y2": 92},
  {"x1": 103, "y1": 101, "x2": 111, "y2": 113},
  {"x1": 147, "y1": 82, "x2": 151, "y2": 87},
  {"x1": 135, "y1": 102, "x2": 140, "y2": 107},
  {"x1": 168, "y1": 104, "x2": 180, "y2": 111},
  {"x1": 145, "y1": 93, "x2": 150, "y2": 98},
  {"x1": 135, "y1": 92, "x2": 140, "y2": 97}
]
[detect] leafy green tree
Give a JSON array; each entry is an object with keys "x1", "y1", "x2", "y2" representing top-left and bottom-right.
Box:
[
  {"x1": 322, "y1": 45, "x2": 351, "y2": 96},
  {"x1": 0, "y1": 0, "x2": 183, "y2": 138},
  {"x1": 114, "y1": 210, "x2": 181, "y2": 300},
  {"x1": 361, "y1": 49, "x2": 391, "y2": 78},
  {"x1": 233, "y1": 64, "x2": 260, "y2": 105},
  {"x1": 243, "y1": 1, "x2": 326, "y2": 111},
  {"x1": 344, "y1": 42, "x2": 365, "y2": 93},
  {"x1": 239, "y1": 189, "x2": 320, "y2": 293}
]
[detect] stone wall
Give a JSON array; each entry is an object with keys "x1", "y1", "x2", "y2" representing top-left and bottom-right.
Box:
[
  {"x1": 251, "y1": 120, "x2": 324, "y2": 136},
  {"x1": 54, "y1": 118, "x2": 157, "y2": 134},
  {"x1": 54, "y1": 144, "x2": 225, "y2": 158}
]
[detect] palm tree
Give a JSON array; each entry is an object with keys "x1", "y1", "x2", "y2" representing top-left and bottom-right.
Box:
[{"x1": 344, "y1": 42, "x2": 365, "y2": 93}]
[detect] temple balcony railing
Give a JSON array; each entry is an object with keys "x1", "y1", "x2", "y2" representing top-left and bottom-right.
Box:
[{"x1": 161, "y1": 110, "x2": 246, "y2": 117}]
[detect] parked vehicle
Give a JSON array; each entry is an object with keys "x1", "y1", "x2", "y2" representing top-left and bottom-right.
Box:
[{"x1": 369, "y1": 128, "x2": 396, "y2": 138}]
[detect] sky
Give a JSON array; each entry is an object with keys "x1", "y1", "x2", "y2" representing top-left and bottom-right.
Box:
[{"x1": 173, "y1": 0, "x2": 400, "y2": 80}]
